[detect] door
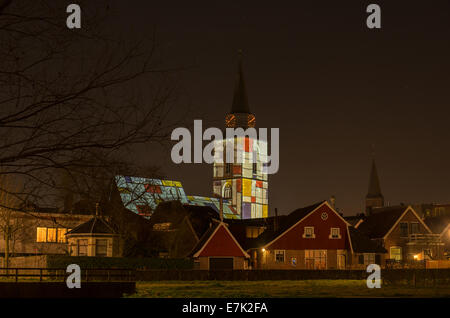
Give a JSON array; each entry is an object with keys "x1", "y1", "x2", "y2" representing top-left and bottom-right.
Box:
[
  {"x1": 209, "y1": 257, "x2": 234, "y2": 270},
  {"x1": 337, "y1": 254, "x2": 346, "y2": 269}
]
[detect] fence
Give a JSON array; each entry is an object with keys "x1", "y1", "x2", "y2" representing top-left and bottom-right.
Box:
[
  {"x1": 2, "y1": 268, "x2": 449, "y2": 286},
  {"x1": 134, "y1": 268, "x2": 450, "y2": 285},
  {"x1": 0, "y1": 268, "x2": 135, "y2": 282}
]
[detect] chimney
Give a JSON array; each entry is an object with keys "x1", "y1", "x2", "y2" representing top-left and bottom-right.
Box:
[
  {"x1": 274, "y1": 208, "x2": 279, "y2": 232},
  {"x1": 330, "y1": 195, "x2": 336, "y2": 210}
]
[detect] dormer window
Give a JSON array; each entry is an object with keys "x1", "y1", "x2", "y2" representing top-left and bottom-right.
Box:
[
  {"x1": 329, "y1": 227, "x2": 341, "y2": 239},
  {"x1": 303, "y1": 226, "x2": 315, "y2": 238}
]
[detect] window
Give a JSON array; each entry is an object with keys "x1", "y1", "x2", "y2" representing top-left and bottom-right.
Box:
[
  {"x1": 36, "y1": 227, "x2": 47, "y2": 242},
  {"x1": 224, "y1": 185, "x2": 232, "y2": 199},
  {"x1": 390, "y1": 246, "x2": 402, "y2": 261},
  {"x1": 96, "y1": 239, "x2": 108, "y2": 257},
  {"x1": 364, "y1": 253, "x2": 375, "y2": 265},
  {"x1": 36, "y1": 227, "x2": 69, "y2": 243},
  {"x1": 225, "y1": 163, "x2": 233, "y2": 175},
  {"x1": 57, "y1": 228, "x2": 68, "y2": 243},
  {"x1": 153, "y1": 222, "x2": 172, "y2": 231},
  {"x1": 305, "y1": 250, "x2": 327, "y2": 269},
  {"x1": 253, "y1": 162, "x2": 257, "y2": 174},
  {"x1": 358, "y1": 254, "x2": 364, "y2": 265},
  {"x1": 329, "y1": 228, "x2": 341, "y2": 239},
  {"x1": 399, "y1": 222, "x2": 408, "y2": 237},
  {"x1": 303, "y1": 227, "x2": 315, "y2": 238},
  {"x1": 410, "y1": 222, "x2": 419, "y2": 234},
  {"x1": 77, "y1": 239, "x2": 88, "y2": 256},
  {"x1": 275, "y1": 250, "x2": 285, "y2": 263}
]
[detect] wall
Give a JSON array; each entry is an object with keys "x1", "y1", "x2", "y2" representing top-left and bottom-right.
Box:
[
  {"x1": 0, "y1": 211, "x2": 92, "y2": 256},
  {"x1": 267, "y1": 205, "x2": 351, "y2": 251},
  {"x1": 67, "y1": 235, "x2": 122, "y2": 257},
  {"x1": 384, "y1": 209, "x2": 443, "y2": 261}
]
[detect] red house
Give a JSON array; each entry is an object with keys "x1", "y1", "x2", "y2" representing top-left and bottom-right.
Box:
[
  {"x1": 247, "y1": 201, "x2": 385, "y2": 269},
  {"x1": 190, "y1": 221, "x2": 250, "y2": 270}
]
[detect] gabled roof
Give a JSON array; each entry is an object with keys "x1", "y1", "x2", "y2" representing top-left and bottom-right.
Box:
[
  {"x1": 67, "y1": 216, "x2": 116, "y2": 235},
  {"x1": 348, "y1": 227, "x2": 387, "y2": 254},
  {"x1": 190, "y1": 222, "x2": 250, "y2": 258},
  {"x1": 245, "y1": 201, "x2": 326, "y2": 249},
  {"x1": 367, "y1": 159, "x2": 383, "y2": 199},
  {"x1": 424, "y1": 216, "x2": 450, "y2": 235},
  {"x1": 356, "y1": 205, "x2": 426, "y2": 239}
]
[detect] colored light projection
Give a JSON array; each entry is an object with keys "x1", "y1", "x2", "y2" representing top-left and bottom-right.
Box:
[
  {"x1": 115, "y1": 175, "x2": 240, "y2": 219},
  {"x1": 213, "y1": 136, "x2": 269, "y2": 219}
]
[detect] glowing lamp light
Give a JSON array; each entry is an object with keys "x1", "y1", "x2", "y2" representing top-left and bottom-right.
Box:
[
  {"x1": 262, "y1": 248, "x2": 266, "y2": 252},
  {"x1": 413, "y1": 254, "x2": 419, "y2": 260}
]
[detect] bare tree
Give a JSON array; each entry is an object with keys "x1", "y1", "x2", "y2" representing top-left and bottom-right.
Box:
[
  {"x1": 0, "y1": 0, "x2": 185, "y2": 210},
  {"x1": 0, "y1": 174, "x2": 28, "y2": 268}
]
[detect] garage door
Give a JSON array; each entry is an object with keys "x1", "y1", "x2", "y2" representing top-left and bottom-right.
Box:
[{"x1": 209, "y1": 257, "x2": 234, "y2": 270}]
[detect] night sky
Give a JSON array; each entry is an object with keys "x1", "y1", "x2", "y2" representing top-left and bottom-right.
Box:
[{"x1": 102, "y1": 0, "x2": 450, "y2": 216}]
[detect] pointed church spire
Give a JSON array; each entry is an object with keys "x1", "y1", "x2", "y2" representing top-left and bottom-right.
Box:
[
  {"x1": 365, "y1": 157, "x2": 384, "y2": 215},
  {"x1": 231, "y1": 50, "x2": 250, "y2": 114},
  {"x1": 367, "y1": 159, "x2": 383, "y2": 198}
]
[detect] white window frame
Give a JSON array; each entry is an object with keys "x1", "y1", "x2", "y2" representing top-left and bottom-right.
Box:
[
  {"x1": 303, "y1": 226, "x2": 315, "y2": 238},
  {"x1": 329, "y1": 227, "x2": 341, "y2": 239},
  {"x1": 274, "y1": 250, "x2": 285, "y2": 263}
]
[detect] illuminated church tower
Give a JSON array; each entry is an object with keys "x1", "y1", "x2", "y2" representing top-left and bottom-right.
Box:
[{"x1": 213, "y1": 52, "x2": 269, "y2": 219}]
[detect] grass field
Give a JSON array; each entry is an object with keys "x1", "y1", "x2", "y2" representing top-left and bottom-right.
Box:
[{"x1": 126, "y1": 280, "x2": 450, "y2": 298}]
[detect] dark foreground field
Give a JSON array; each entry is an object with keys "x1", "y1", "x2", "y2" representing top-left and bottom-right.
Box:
[{"x1": 126, "y1": 280, "x2": 450, "y2": 298}]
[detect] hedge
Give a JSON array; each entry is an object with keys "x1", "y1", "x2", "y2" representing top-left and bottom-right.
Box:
[{"x1": 46, "y1": 255, "x2": 193, "y2": 270}]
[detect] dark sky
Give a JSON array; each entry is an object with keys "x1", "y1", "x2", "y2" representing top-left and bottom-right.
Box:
[{"x1": 103, "y1": 0, "x2": 450, "y2": 216}]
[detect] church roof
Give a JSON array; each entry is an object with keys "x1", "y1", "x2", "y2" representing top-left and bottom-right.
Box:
[
  {"x1": 231, "y1": 51, "x2": 251, "y2": 114},
  {"x1": 367, "y1": 159, "x2": 383, "y2": 198}
]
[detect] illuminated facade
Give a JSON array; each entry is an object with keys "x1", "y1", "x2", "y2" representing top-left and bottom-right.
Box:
[{"x1": 212, "y1": 52, "x2": 269, "y2": 219}]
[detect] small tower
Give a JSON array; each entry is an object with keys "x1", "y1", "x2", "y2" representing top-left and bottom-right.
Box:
[{"x1": 365, "y1": 159, "x2": 384, "y2": 215}]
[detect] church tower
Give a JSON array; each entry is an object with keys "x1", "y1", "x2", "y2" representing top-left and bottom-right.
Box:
[
  {"x1": 213, "y1": 52, "x2": 268, "y2": 219},
  {"x1": 365, "y1": 159, "x2": 384, "y2": 215}
]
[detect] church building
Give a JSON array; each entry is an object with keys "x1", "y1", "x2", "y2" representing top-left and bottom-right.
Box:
[{"x1": 212, "y1": 52, "x2": 269, "y2": 219}]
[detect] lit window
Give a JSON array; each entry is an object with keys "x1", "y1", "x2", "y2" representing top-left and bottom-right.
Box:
[
  {"x1": 329, "y1": 228, "x2": 341, "y2": 239},
  {"x1": 47, "y1": 228, "x2": 57, "y2": 242},
  {"x1": 96, "y1": 239, "x2": 108, "y2": 257},
  {"x1": 305, "y1": 250, "x2": 327, "y2": 269},
  {"x1": 275, "y1": 250, "x2": 285, "y2": 263},
  {"x1": 36, "y1": 227, "x2": 47, "y2": 242},
  {"x1": 303, "y1": 227, "x2": 315, "y2": 238},
  {"x1": 57, "y1": 228, "x2": 67, "y2": 243},
  {"x1": 153, "y1": 222, "x2": 172, "y2": 231},
  {"x1": 390, "y1": 246, "x2": 402, "y2": 261}
]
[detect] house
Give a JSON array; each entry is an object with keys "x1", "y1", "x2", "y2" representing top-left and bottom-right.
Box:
[
  {"x1": 356, "y1": 205, "x2": 445, "y2": 262},
  {"x1": 0, "y1": 207, "x2": 92, "y2": 257},
  {"x1": 424, "y1": 216, "x2": 450, "y2": 259},
  {"x1": 245, "y1": 201, "x2": 386, "y2": 269},
  {"x1": 66, "y1": 215, "x2": 123, "y2": 257},
  {"x1": 146, "y1": 201, "x2": 220, "y2": 258},
  {"x1": 189, "y1": 221, "x2": 250, "y2": 270}
]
